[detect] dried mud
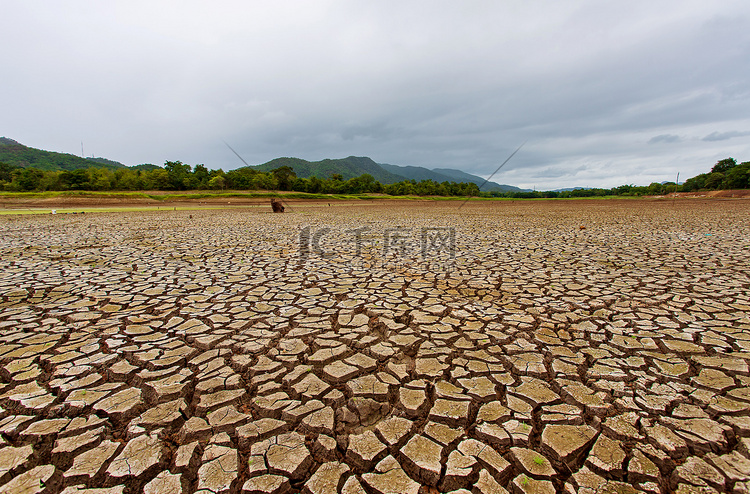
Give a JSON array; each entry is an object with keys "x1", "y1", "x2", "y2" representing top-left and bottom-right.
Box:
[{"x1": 0, "y1": 199, "x2": 749, "y2": 493}]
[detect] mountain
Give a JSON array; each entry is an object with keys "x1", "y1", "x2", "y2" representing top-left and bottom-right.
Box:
[
  {"x1": 85, "y1": 157, "x2": 128, "y2": 168},
  {"x1": 1, "y1": 138, "x2": 528, "y2": 190},
  {"x1": 255, "y1": 155, "x2": 526, "y2": 191},
  {"x1": 253, "y1": 156, "x2": 406, "y2": 184},
  {"x1": 0, "y1": 137, "x2": 126, "y2": 171},
  {"x1": 131, "y1": 163, "x2": 162, "y2": 171},
  {"x1": 378, "y1": 163, "x2": 452, "y2": 183},
  {"x1": 431, "y1": 168, "x2": 526, "y2": 192}
]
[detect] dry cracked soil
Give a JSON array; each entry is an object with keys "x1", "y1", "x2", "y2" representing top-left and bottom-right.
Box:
[{"x1": 0, "y1": 199, "x2": 749, "y2": 494}]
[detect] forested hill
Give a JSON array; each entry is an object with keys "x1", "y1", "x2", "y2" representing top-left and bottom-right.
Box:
[
  {"x1": 0, "y1": 138, "x2": 526, "y2": 191},
  {"x1": 254, "y1": 156, "x2": 526, "y2": 191},
  {"x1": 0, "y1": 138, "x2": 127, "y2": 171},
  {"x1": 253, "y1": 156, "x2": 407, "y2": 184},
  {"x1": 380, "y1": 163, "x2": 525, "y2": 192},
  {"x1": 3, "y1": 138, "x2": 748, "y2": 195}
]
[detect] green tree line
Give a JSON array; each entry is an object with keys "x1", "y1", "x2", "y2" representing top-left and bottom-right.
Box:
[
  {"x1": 481, "y1": 157, "x2": 749, "y2": 198},
  {"x1": 0, "y1": 161, "x2": 481, "y2": 196},
  {"x1": 679, "y1": 158, "x2": 750, "y2": 192},
  {"x1": 1, "y1": 157, "x2": 747, "y2": 197}
]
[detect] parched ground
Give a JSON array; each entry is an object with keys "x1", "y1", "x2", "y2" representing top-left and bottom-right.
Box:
[{"x1": 0, "y1": 199, "x2": 749, "y2": 494}]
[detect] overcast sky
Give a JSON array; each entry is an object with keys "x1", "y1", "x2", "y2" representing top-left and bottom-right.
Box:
[{"x1": 3, "y1": 1, "x2": 750, "y2": 189}]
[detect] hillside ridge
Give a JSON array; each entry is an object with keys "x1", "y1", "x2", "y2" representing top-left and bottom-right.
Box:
[
  {"x1": 0, "y1": 137, "x2": 526, "y2": 190},
  {"x1": 0, "y1": 137, "x2": 127, "y2": 171}
]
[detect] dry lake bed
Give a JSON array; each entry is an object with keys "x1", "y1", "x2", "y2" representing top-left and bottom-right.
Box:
[{"x1": 0, "y1": 199, "x2": 749, "y2": 494}]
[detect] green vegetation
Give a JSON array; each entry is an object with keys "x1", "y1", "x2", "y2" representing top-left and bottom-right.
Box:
[
  {"x1": 1, "y1": 136, "x2": 746, "y2": 198},
  {"x1": 254, "y1": 156, "x2": 407, "y2": 184},
  {"x1": 257, "y1": 156, "x2": 524, "y2": 191},
  {"x1": 483, "y1": 156, "x2": 748, "y2": 198},
  {"x1": 0, "y1": 138, "x2": 127, "y2": 171},
  {"x1": 680, "y1": 158, "x2": 750, "y2": 192},
  {"x1": 0, "y1": 159, "x2": 482, "y2": 197}
]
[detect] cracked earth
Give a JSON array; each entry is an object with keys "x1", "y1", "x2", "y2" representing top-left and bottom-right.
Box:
[{"x1": 0, "y1": 199, "x2": 749, "y2": 493}]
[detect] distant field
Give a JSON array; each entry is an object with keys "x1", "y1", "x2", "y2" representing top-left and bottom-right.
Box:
[
  {"x1": 0, "y1": 189, "x2": 740, "y2": 216},
  {"x1": 0, "y1": 189, "x2": 641, "y2": 211},
  {"x1": 0, "y1": 189, "x2": 634, "y2": 202}
]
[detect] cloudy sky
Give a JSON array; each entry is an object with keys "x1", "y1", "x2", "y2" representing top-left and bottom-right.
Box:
[{"x1": 3, "y1": 1, "x2": 750, "y2": 189}]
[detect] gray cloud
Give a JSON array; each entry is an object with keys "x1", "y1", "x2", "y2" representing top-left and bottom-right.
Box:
[
  {"x1": 702, "y1": 130, "x2": 750, "y2": 141},
  {"x1": 648, "y1": 134, "x2": 682, "y2": 144},
  {"x1": 2, "y1": 1, "x2": 750, "y2": 189}
]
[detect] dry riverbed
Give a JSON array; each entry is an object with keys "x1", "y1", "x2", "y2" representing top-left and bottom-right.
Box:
[{"x1": 0, "y1": 199, "x2": 749, "y2": 493}]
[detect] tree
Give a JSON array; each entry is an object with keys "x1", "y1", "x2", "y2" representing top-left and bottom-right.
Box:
[
  {"x1": 144, "y1": 168, "x2": 171, "y2": 190},
  {"x1": 59, "y1": 169, "x2": 91, "y2": 190},
  {"x1": 344, "y1": 173, "x2": 377, "y2": 193},
  {"x1": 647, "y1": 182, "x2": 665, "y2": 195},
  {"x1": 271, "y1": 166, "x2": 296, "y2": 191},
  {"x1": 308, "y1": 176, "x2": 322, "y2": 193},
  {"x1": 681, "y1": 174, "x2": 707, "y2": 192},
  {"x1": 164, "y1": 161, "x2": 192, "y2": 190},
  {"x1": 256, "y1": 173, "x2": 278, "y2": 190},
  {"x1": 0, "y1": 162, "x2": 16, "y2": 182},
  {"x1": 712, "y1": 158, "x2": 737, "y2": 174},
  {"x1": 722, "y1": 161, "x2": 750, "y2": 189},
  {"x1": 208, "y1": 175, "x2": 226, "y2": 190},
  {"x1": 704, "y1": 172, "x2": 725, "y2": 189},
  {"x1": 225, "y1": 168, "x2": 258, "y2": 189},
  {"x1": 193, "y1": 164, "x2": 210, "y2": 189},
  {"x1": 113, "y1": 169, "x2": 143, "y2": 190},
  {"x1": 615, "y1": 184, "x2": 633, "y2": 195},
  {"x1": 17, "y1": 168, "x2": 44, "y2": 191},
  {"x1": 85, "y1": 168, "x2": 115, "y2": 190}
]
